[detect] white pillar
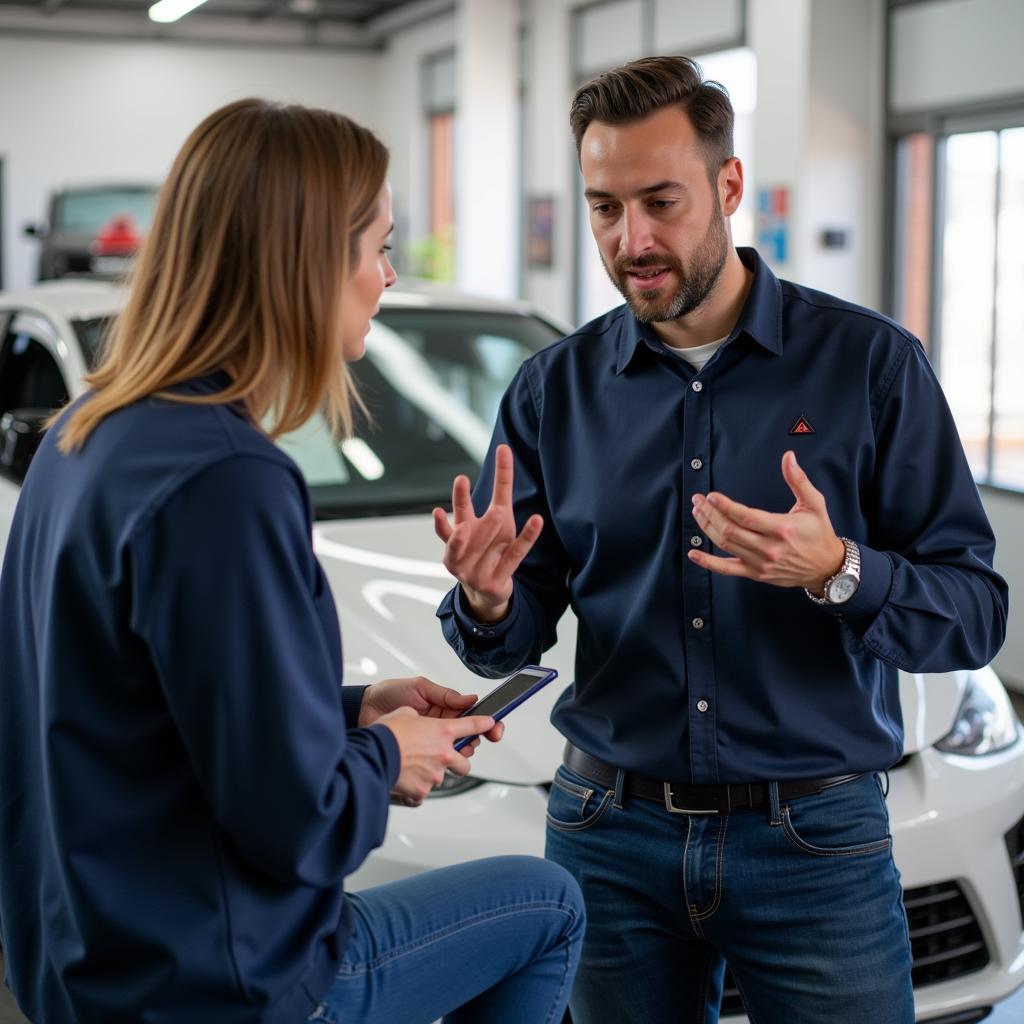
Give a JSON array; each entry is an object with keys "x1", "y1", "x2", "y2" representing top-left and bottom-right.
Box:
[
  {"x1": 751, "y1": 0, "x2": 884, "y2": 307},
  {"x1": 454, "y1": 0, "x2": 519, "y2": 300}
]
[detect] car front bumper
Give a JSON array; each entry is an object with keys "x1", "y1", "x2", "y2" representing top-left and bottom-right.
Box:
[{"x1": 887, "y1": 738, "x2": 1024, "y2": 1022}]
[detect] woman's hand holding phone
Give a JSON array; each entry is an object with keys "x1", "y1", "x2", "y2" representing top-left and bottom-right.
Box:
[
  {"x1": 359, "y1": 675, "x2": 498, "y2": 727},
  {"x1": 433, "y1": 444, "x2": 544, "y2": 624},
  {"x1": 377, "y1": 707, "x2": 498, "y2": 807}
]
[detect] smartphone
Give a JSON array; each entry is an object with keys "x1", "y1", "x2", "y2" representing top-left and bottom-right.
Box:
[{"x1": 452, "y1": 665, "x2": 559, "y2": 752}]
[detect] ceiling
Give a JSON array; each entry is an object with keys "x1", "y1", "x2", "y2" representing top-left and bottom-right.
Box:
[
  {"x1": 0, "y1": 0, "x2": 444, "y2": 47},
  {"x1": 0, "y1": 0, "x2": 419, "y2": 21}
]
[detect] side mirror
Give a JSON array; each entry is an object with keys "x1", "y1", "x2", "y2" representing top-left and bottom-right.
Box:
[{"x1": 0, "y1": 409, "x2": 51, "y2": 484}]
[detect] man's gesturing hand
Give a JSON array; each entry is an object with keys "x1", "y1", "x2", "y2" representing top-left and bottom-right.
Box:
[
  {"x1": 433, "y1": 444, "x2": 544, "y2": 623},
  {"x1": 687, "y1": 451, "x2": 845, "y2": 593}
]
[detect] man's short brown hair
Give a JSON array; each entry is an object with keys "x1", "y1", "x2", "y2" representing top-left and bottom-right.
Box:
[{"x1": 570, "y1": 55, "x2": 734, "y2": 180}]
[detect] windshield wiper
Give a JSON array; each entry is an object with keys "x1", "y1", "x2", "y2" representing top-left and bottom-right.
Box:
[{"x1": 313, "y1": 498, "x2": 451, "y2": 521}]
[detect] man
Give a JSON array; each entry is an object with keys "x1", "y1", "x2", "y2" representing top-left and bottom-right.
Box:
[{"x1": 433, "y1": 55, "x2": 1008, "y2": 1024}]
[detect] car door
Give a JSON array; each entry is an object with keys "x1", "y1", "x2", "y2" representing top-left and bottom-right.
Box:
[{"x1": 0, "y1": 308, "x2": 73, "y2": 556}]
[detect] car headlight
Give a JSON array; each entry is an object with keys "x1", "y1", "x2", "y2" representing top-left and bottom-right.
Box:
[
  {"x1": 934, "y1": 668, "x2": 1020, "y2": 756},
  {"x1": 427, "y1": 771, "x2": 486, "y2": 798}
]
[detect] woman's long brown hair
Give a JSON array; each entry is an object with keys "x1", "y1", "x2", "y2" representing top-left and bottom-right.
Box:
[{"x1": 56, "y1": 98, "x2": 386, "y2": 451}]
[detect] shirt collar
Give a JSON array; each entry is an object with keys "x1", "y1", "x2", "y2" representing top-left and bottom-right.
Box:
[{"x1": 614, "y1": 246, "x2": 784, "y2": 375}]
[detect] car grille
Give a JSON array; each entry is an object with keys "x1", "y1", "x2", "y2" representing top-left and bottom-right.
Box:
[
  {"x1": 904, "y1": 881, "x2": 989, "y2": 985},
  {"x1": 720, "y1": 880, "x2": 990, "y2": 1018},
  {"x1": 1005, "y1": 813, "x2": 1024, "y2": 930}
]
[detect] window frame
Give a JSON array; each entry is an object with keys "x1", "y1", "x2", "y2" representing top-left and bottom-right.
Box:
[
  {"x1": 884, "y1": 0, "x2": 1024, "y2": 495},
  {"x1": 885, "y1": 108, "x2": 1024, "y2": 494}
]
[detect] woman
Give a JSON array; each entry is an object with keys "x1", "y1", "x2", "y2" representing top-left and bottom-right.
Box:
[{"x1": 0, "y1": 99, "x2": 583, "y2": 1023}]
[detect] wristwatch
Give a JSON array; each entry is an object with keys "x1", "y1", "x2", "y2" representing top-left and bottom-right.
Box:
[{"x1": 805, "y1": 538, "x2": 861, "y2": 606}]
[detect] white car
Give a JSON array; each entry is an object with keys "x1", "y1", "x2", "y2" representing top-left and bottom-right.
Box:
[{"x1": 1, "y1": 280, "x2": 1022, "y2": 1024}]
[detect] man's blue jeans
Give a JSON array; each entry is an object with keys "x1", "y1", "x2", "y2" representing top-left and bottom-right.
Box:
[
  {"x1": 545, "y1": 766, "x2": 914, "y2": 1024},
  {"x1": 308, "y1": 855, "x2": 584, "y2": 1024}
]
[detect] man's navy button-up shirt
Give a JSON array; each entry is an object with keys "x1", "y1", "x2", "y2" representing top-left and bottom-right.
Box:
[{"x1": 438, "y1": 248, "x2": 1008, "y2": 784}]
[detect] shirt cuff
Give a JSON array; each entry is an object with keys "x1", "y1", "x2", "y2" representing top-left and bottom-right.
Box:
[
  {"x1": 453, "y1": 585, "x2": 522, "y2": 642},
  {"x1": 341, "y1": 684, "x2": 369, "y2": 730},
  {"x1": 836, "y1": 543, "x2": 893, "y2": 632}
]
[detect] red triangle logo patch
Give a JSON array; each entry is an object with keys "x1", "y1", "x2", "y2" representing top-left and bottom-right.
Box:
[{"x1": 790, "y1": 416, "x2": 815, "y2": 435}]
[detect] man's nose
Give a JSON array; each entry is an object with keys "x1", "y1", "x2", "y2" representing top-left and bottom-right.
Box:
[{"x1": 619, "y1": 209, "x2": 655, "y2": 261}]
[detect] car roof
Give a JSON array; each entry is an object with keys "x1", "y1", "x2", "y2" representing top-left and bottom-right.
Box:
[
  {"x1": 0, "y1": 279, "x2": 128, "y2": 322},
  {"x1": 377, "y1": 278, "x2": 554, "y2": 318},
  {"x1": 0, "y1": 277, "x2": 568, "y2": 328}
]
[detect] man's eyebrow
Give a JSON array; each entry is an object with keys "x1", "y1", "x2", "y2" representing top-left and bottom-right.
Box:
[
  {"x1": 638, "y1": 180, "x2": 686, "y2": 196},
  {"x1": 583, "y1": 180, "x2": 687, "y2": 200}
]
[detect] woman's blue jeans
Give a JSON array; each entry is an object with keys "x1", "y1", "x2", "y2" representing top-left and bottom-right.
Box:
[
  {"x1": 545, "y1": 766, "x2": 915, "y2": 1024},
  {"x1": 308, "y1": 855, "x2": 584, "y2": 1024}
]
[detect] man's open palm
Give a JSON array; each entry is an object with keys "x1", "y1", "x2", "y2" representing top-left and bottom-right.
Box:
[
  {"x1": 688, "y1": 450, "x2": 845, "y2": 592},
  {"x1": 433, "y1": 444, "x2": 544, "y2": 622}
]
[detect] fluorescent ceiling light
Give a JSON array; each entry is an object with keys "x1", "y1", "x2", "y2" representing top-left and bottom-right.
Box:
[{"x1": 148, "y1": 0, "x2": 209, "y2": 23}]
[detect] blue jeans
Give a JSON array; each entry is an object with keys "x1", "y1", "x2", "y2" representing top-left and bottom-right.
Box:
[
  {"x1": 309, "y1": 856, "x2": 584, "y2": 1024},
  {"x1": 545, "y1": 766, "x2": 914, "y2": 1024}
]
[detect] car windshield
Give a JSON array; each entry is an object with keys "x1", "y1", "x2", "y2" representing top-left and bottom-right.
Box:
[
  {"x1": 280, "y1": 308, "x2": 560, "y2": 519},
  {"x1": 65, "y1": 306, "x2": 559, "y2": 518},
  {"x1": 73, "y1": 318, "x2": 108, "y2": 368},
  {"x1": 55, "y1": 188, "x2": 157, "y2": 235}
]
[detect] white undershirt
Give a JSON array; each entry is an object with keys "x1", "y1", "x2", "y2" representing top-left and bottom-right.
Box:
[{"x1": 662, "y1": 336, "x2": 728, "y2": 372}]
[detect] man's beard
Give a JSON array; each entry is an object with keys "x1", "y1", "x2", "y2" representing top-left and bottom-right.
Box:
[{"x1": 604, "y1": 194, "x2": 729, "y2": 324}]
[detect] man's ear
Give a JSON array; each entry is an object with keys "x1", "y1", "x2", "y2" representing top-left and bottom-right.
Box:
[{"x1": 719, "y1": 157, "x2": 744, "y2": 216}]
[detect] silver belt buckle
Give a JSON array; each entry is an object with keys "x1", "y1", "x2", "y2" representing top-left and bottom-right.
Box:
[{"x1": 663, "y1": 782, "x2": 722, "y2": 815}]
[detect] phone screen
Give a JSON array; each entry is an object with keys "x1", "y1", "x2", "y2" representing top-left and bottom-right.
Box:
[
  {"x1": 461, "y1": 667, "x2": 552, "y2": 719},
  {"x1": 453, "y1": 666, "x2": 558, "y2": 751}
]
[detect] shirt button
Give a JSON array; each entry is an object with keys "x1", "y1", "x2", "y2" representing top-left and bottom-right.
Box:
[
  {"x1": 691, "y1": 380, "x2": 703, "y2": 392},
  {"x1": 692, "y1": 617, "x2": 704, "y2": 630},
  {"x1": 690, "y1": 535, "x2": 703, "y2": 547},
  {"x1": 690, "y1": 458, "x2": 703, "y2": 470},
  {"x1": 696, "y1": 699, "x2": 709, "y2": 713}
]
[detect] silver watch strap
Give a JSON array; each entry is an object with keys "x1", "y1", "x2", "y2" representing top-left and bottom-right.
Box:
[{"x1": 805, "y1": 538, "x2": 859, "y2": 606}]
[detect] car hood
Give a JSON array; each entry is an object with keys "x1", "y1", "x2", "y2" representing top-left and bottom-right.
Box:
[
  {"x1": 314, "y1": 516, "x2": 966, "y2": 782},
  {"x1": 314, "y1": 515, "x2": 575, "y2": 785}
]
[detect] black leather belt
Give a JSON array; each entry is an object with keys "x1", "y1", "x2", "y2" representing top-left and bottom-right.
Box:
[{"x1": 563, "y1": 743, "x2": 864, "y2": 816}]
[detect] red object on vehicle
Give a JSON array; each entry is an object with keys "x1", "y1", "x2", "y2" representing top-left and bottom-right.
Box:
[{"x1": 90, "y1": 215, "x2": 142, "y2": 256}]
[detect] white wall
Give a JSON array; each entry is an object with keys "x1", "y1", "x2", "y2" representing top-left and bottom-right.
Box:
[
  {"x1": 0, "y1": 36, "x2": 378, "y2": 290},
  {"x1": 801, "y1": 0, "x2": 885, "y2": 308},
  {"x1": 454, "y1": 0, "x2": 518, "y2": 299},
  {"x1": 520, "y1": 0, "x2": 579, "y2": 324},
  {"x1": 747, "y1": 0, "x2": 886, "y2": 308},
  {"x1": 373, "y1": 11, "x2": 456, "y2": 270}
]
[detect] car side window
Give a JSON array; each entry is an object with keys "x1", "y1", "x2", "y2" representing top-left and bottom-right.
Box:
[{"x1": 0, "y1": 313, "x2": 71, "y2": 416}]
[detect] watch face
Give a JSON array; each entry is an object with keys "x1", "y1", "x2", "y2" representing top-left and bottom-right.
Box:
[{"x1": 827, "y1": 574, "x2": 858, "y2": 604}]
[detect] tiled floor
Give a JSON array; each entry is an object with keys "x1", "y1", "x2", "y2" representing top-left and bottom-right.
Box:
[{"x1": 3, "y1": 690, "x2": 1024, "y2": 1022}]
